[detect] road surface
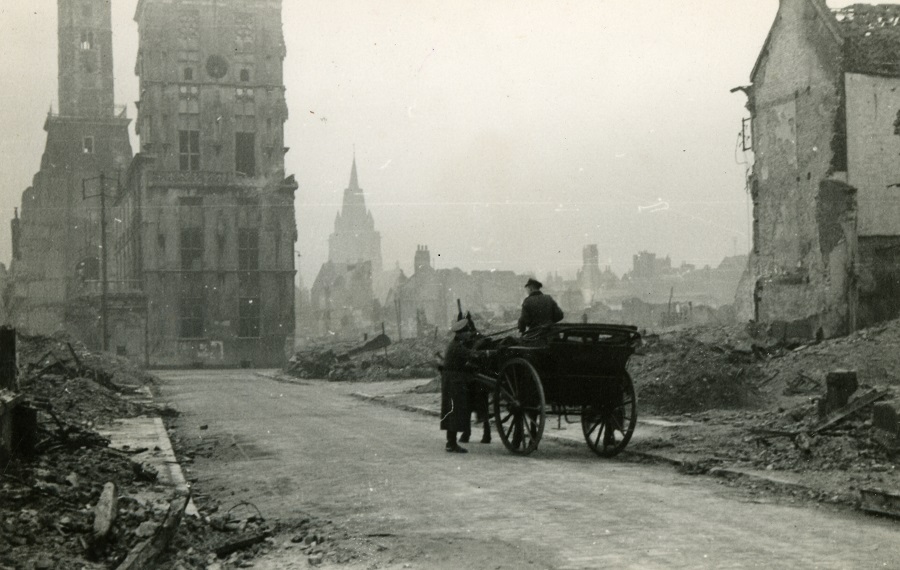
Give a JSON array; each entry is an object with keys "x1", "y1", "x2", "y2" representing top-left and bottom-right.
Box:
[{"x1": 154, "y1": 370, "x2": 900, "y2": 569}]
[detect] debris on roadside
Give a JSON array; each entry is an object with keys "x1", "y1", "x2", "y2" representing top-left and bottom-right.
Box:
[
  {"x1": 1, "y1": 331, "x2": 331, "y2": 569},
  {"x1": 286, "y1": 335, "x2": 446, "y2": 381},
  {"x1": 630, "y1": 332, "x2": 766, "y2": 414}
]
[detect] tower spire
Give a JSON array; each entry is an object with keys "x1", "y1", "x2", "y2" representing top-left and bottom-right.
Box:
[{"x1": 349, "y1": 154, "x2": 359, "y2": 190}]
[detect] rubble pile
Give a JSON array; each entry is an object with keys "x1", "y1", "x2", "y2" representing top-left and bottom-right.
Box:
[
  {"x1": 754, "y1": 321, "x2": 900, "y2": 392},
  {"x1": 651, "y1": 394, "x2": 900, "y2": 497},
  {"x1": 627, "y1": 321, "x2": 900, "y2": 500},
  {"x1": 2, "y1": 332, "x2": 326, "y2": 569},
  {"x1": 0, "y1": 334, "x2": 170, "y2": 568},
  {"x1": 750, "y1": 406, "x2": 889, "y2": 473},
  {"x1": 287, "y1": 335, "x2": 447, "y2": 381},
  {"x1": 0, "y1": 445, "x2": 170, "y2": 568},
  {"x1": 161, "y1": 508, "x2": 354, "y2": 568},
  {"x1": 17, "y1": 333, "x2": 157, "y2": 426},
  {"x1": 631, "y1": 331, "x2": 766, "y2": 414}
]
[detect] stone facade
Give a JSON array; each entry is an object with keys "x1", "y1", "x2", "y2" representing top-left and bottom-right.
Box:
[
  {"x1": 309, "y1": 261, "x2": 375, "y2": 338},
  {"x1": 741, "y1": 0, "x2": 900, "y2": 338},
  {"x1": 8, "y1": 0, "x2": 142, "y2": 356},
  {"x1": 113, "y1": 0, "x2": 297, "y2": 367}
]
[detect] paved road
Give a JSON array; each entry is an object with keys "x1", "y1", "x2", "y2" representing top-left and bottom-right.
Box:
[{"x1": 155, "y1": 370, "x2": 900, "y2": 569}]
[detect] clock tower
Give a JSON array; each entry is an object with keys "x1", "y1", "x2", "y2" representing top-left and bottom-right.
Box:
[
  {"x1": 134, "y1": 0, "x2": 288, "y2": 176},
  {"x1": 124, "y1": 0, "x2": 297, "y2": 367}
]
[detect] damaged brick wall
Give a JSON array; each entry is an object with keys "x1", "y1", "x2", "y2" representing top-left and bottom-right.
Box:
[
  {"x1": 747, "y1": 0, "x2": 855, "y2": 339},
  {"x1": 843, "y1": 64, "x2": 900, "y2": 329}
]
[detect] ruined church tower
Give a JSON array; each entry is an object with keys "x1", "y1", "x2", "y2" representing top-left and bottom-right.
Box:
[
  {"x1": 327, "y1": 157, "x2": 384, "y2": 275},
  {"x1": 57, "y1": 0, "x2": 116, "y2": 117},
  {"x1": 8, "y1": 0, "x2": 132, "y2": 346}
]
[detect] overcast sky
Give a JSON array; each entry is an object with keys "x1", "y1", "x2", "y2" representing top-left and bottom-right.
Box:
[{"x1": 0, "y1": 0, "x2": 866, "y2": 286}]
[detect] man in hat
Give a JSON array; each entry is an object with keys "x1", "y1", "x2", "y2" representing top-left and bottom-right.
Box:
[
  {"x1": 440, "y1": 314, "x2": 479, "y2": 453},
  {"x1": 518, "y1": 278, "x2": 564, "y2": 334}
]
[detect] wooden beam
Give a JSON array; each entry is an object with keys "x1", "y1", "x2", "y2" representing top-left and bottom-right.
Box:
[{"x1": 116, "y1": 492, "x2": 190, "y2": 570}]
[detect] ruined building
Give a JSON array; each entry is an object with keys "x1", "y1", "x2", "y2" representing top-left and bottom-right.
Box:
[
  {"x1": 740, "y1": 0, "x2": 900, "y2": 339},
  {"x1": 384, "y1": 245, "x2": 527, "y2": 338},
  {"x1": 8, "y1": 0, "x2": 138, "y2": 351},
  {"x1": 111, "y1": 0, "x2": 297, "y2": 366},
  {"x1": 309, "y1": 159, "x2": 384, "y2": 337},
  {"x1": 576, "y1": 245, "x2": 619, "y2": 306}
]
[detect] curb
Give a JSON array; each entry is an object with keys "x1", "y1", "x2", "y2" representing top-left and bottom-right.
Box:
[
  {"x1": 348, "y1": 391, "x2": 822, "y2": 495},
  {"x1": 97, "y1": 416, "x2": 198, "y2": 517}
]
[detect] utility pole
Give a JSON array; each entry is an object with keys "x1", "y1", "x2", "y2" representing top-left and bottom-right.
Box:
[
  {"x1": 394, "y1": 296, "x2": 402, "y2": 341},
  {"x1": 83, "y1": 172, "x2": 113, "y2": 352}
]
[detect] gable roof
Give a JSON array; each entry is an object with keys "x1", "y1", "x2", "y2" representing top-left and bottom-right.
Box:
[
  {"x1": 834, "y1": 3, "x2": 900, "y2": 77},
  {"x1": 751, "y1": 0, "x2": 844, "y2": 83},
  {"x1": 750, "y1": 1, "x2": 900, "y2": 83}
]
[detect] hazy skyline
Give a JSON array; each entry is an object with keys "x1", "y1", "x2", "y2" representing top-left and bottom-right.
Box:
[{"x1": 0, "y1": 0, "x2": 866, "y2": 286}]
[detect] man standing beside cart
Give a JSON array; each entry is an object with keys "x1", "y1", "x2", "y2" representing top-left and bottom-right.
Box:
[
  {"x1": 518, "y1": 278, "x2": 564, "y2": 334},
  {"x1": 440, "y1": 314, "x2": 480, "y2": 453}
]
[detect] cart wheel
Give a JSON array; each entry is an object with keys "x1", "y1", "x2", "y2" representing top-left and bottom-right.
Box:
[
  {"x1": 493, "y1": 358, "x2": 546, "y2": 455},
  {"x1": 582, "y1": 373, "x2": 637, "y2": 458}
]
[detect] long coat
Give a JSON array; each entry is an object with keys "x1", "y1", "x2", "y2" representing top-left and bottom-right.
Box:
[
  {"x1": 440, "y1": 335, "x2": 475, "y2": 432},
  {"x1": 518, "y1": 291, "x2": 564, "y2": 333}
]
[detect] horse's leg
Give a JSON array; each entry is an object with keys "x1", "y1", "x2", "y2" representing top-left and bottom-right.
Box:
[
  {"x1": 460, "y1": 414, "x2": 471, "y2": 443},
  {"x1": 480, "y1": 392, "x2": 491, "y2": 443}
]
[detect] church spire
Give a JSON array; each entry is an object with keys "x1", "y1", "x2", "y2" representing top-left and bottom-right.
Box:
[{"x1": 349, "y1": 154, "x2": 359, "y2": 190}]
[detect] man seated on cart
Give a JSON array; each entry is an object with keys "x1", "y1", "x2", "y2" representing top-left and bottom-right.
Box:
[{"x1": 518, "y1": 278, "x2": 564, "y2": 334}]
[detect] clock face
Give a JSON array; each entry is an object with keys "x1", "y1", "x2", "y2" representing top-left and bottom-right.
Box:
[{"x1": 206, "y1": 55, "x2": 229, "y2": 79}]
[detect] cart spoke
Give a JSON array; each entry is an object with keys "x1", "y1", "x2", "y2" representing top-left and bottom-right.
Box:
[
  {"x1": 493, "y1": 357, "x2": 545, "y2": 456},
  {"x1": 511, "y1": 415, "x2": 525, "y2": 448},
  {"x1": 503, "y1": 416, "x2": 517, "y2": 441}
]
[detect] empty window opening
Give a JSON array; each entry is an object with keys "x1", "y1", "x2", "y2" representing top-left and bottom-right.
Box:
[
  {"x1": 180, "y1": 274, "x2": 205, "y2": 338},
  {"x1": 180, "y1": 227, "x2": 203, "y2": 271},
  {"x1": 82, "y1": 136, "x2": 94, "y2": 154},
  {"x1": 80, "y1": 31, "x2": 94, "y2": 50},
  {"x1": 238, "y1": 228, "x2": 259, "y2": 270},
  {"x1": 179, "y1": 130, "x2": 200, "y2": 171},
  {"x1": 183, "y1": 67, "x2": 194, "y2": 81},
  {"x1": 235, "y1": 132, "x2": 256, "y2": 176},
  {"x1": 238, "y1": 271, "x2": 260, "y2": 338},
  {"x1": 178, "y1": 85, "x2": 200, "y2": 114},
  {"x1": 240, "y1": 69, "x2": 251, "y2": 82},
  {"x1": 238, "y1": 297, "x2": 260, "y2": 338}
]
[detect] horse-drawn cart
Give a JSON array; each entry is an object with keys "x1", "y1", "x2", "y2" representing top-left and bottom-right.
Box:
[{"x1": 471, "y1": 323, "x2": 641, "y2": 457}]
